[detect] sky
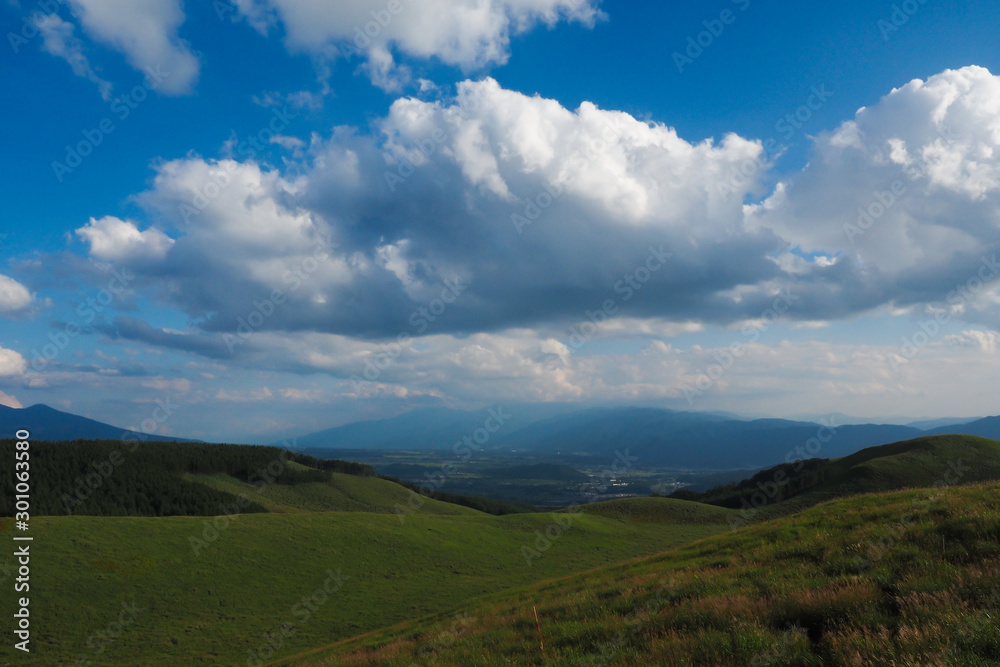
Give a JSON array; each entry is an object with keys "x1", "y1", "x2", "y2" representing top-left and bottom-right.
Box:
[{"x1": 1, "y1": 0, "x2": 999, "y2": 443}]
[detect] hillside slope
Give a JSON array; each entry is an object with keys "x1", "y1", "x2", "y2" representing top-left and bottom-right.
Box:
[
  {"x1": 187, "y1": 468, "x2": 479, "y2": 515},
  {"x1": 679, "y1": 434, "x2": 1000, "y2": 519},
  {"x1": 297, "y1": 481, "x2": 1000, "y2": 666},
  {"x1": 0, "y1": 509, "x2": 730, "y2": 665}
]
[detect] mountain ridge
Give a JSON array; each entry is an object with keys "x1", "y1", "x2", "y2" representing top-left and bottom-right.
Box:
[{"x1": 0, "y1": 403, "x2": 200, "y2": 443}]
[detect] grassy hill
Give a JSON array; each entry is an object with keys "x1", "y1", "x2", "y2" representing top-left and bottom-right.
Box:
[
  {"x1": 186, "y1": 467, "x2": 478, "y2": 515},
  {"x1": 676, "y1": 434, "x2": 1000, "y2": 520},
  {"x1": 292, "y1": 480, "x2": 1000, "y2": 666},
  {"x1": 0, "y1": 440, "x2": 373, "y2": 517},
  {"x1": 574, "y1": 496, "x2": 739, "y2": 525},
  {"x1": 0, "y1": 505, "x2": 731, "y2": 665}
]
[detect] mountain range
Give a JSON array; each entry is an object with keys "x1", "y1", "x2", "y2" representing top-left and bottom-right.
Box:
[
  {"x1": 6, "y1": 401, "x2": 997, "y2": 471},
  {"x1": 287, "y1": 405, "x2": 999, "y2": 469},
  {"x1": 0, "y1": 403, "x2": 198, "y2": 443}
]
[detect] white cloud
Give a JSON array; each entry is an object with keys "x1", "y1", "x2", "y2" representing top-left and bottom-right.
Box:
[
  {"x1": 75, "y1": 216, "x2": 175, "y2": 262},
  {"x1": 37, "y1": 14, "x2": 113, "y2": 100},
  {"x1": 67, "y1": 0, "x2": 200, "y2": 95},
  {"x1": 215, "y1": 387, "x2": 274, "y2": 402},
  {"x1": 0, "y1": 391, "x2": 23, "y2": 409},
  {"x1": 90, "y1": 69, "x2": 1000, "y2": 346},
  {"x1": 235, "y1": 0, "x2": 604, "y2": 89},
  {"x1": 748, "y1": 66, "x2": 1000, "y2": 275},
  {"x1": 65, "y1": 67, "x2": 1000, "y2": 424},
  {"x1": 0, "y1": 275, "x2": 34, "y2": 315},
  {"x1": 0, "y1": 347, "x2": 27, "y2": 377}
]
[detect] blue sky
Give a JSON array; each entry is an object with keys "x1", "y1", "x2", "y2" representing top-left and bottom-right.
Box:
[{"x1": 2, "y1": 0, "x2": 1000, "y2": 442}]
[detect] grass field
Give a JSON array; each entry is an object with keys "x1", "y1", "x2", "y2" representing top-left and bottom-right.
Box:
[
  {"x1": 294, "y1": 481, "x2": 1000, "y2": 666},
  {"x1": 185, "y1": 469, "x2": 479, "y2": 515},
  {"x1": 4, "y1": 435, "x2": 999, "y2": 666},
  {"x1": 0, "y1": 500, "x2": 730, "y2": 666}
]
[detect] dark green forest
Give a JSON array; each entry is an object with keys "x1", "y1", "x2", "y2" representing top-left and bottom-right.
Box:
[{"x1": 0, "y1": 439, "x2": 373, "y2": 517}]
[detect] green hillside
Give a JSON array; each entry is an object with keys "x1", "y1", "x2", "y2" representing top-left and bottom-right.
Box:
[
  {"x1": 0, "y1": 440, "x2": 373, "y2": 517},
  {"x1": 679, "y1": 434, "x2": 1000, "y2": 520},
  {"x1": 0, "y1": 508, "x2": 729, "y2": 665},
  {"x1": 574, "y1": 496, "x2": 738, "y2": 525},
  {"x1": 186, "y1": 468, "x2": 479, "y2": 515},
  {"x1": 295, "y1": 480, "x2": 1000, "y2": 666}
]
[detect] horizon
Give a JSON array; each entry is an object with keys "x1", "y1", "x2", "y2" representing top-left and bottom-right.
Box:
[
  {"x1": 2, "y1": 0, "x2": 999, "y2": 443},
  {"x1": 0, "y1": 399, "x2": 994, "y2": 446}
]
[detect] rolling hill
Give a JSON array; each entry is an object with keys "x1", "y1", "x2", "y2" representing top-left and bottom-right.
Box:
[
  {"x1": 0, "y1": 503, "x2": 732, "y2": 665},
  {"x1": 678, "y1": 434, "x2": 1000, "y2": 519},
  {"x1": 290, "y1": 480, "x2": 1000, "y2": 666}
]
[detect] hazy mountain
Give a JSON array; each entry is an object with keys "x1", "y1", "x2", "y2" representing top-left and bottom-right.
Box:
[
  {"x1": 286, "y1": 403, "x2": 580, "y2": 451},
  {"x1": 928, "y1": 415, "x2": 1000, "y2": 439},
  {"x1": 907, "y1": 417, "x2": 979, "y2": 430},
  {"x1": 287, "y1": 405, "x2": 1000, "y2": 469},
  {"x1": 492, "y1": 407, "x2": 924, "y2": 468},
  {"x1": 0, "y1": 403, "x2": 199, "y2": 443}
]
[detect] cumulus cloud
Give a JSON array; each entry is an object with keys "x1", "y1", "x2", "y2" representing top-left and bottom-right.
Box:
[
  {"x1": 61, "y1": 66, "x2": 1000, "y2": 421},
  {"x1": 37, "y1": 14, "x2": 113, "y2": 100},
  {"x1": 748, "y1": 66, "x2": 1000, "y2": 324},
  {"x1": 0, "y1": 347, "x2": 27, "y2": 377},
  {"x1": 0, "y1": 275, "x2": 34, "y2": 315},
  {"x1": 67, "y1": 0, "x2": 200, "y2": 95},
  {"x1": 75, "y1": 216, "x2": 175, "y2": 263},
  {"x1": 129, "y1": 78, "x2": 789, "y2": 341},
  {"x1": 233, "y1": 0, "x2": 604, "y2": 90}
]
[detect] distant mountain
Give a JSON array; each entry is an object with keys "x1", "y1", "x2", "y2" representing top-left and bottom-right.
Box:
[
  {"x1": 0, "y1": 403, "x2": 199, "y2": 443},
  {"x1": 289, "y1": 404, "x2": 1000, "y2": 470},
  {"x1": 929, "y1": 415, "x2": 1000, "y2": 439},
  {"x1": 908, "y1": 416, "x2": 981, "y2": 430},
  {"x1": 286, "y1": 403, "x2": 580, "y2": 451},
  {"x1": 493, "y1": 407, "x2": 924, "y2": 468}
]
